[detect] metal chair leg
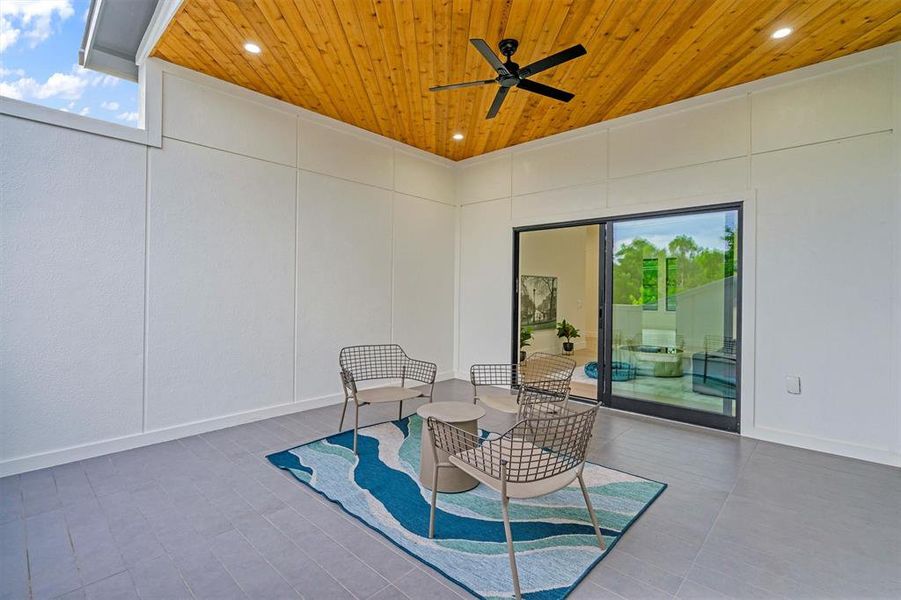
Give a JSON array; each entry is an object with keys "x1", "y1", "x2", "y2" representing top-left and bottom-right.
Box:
[
  {"x1": 397, "y1": 400, "x2": 403, "y2": 421},
  {"x1": 500, "y1": 494, "x2": 521, "y2": 599},
  {"x1": 577, "y1": 471, "x2": 606, "y2": 551},
  {"x1": 338, "y1": 397, "x2": 349, "y2": 431},
  {"x1": 500, "y1": 463, "x2": 521, "y2": 599},
  {"x1": 353, "y1": 403, "x2": 360, "y2": 455},
  {"x1": 429, "y1": 463, "x2": 439, "y2": 539}
]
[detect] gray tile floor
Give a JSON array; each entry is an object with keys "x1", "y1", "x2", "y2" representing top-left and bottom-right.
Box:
[{"x1": 2, "y1": 379, "x2": 900, "y2": 600}]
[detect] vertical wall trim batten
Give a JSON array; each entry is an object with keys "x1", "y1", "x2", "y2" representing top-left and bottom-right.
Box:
[
  {"x1": 390, "y1": 150, "x2": 396, "y2": 344},
  {"x1": 293, "y1": 116, "x2": 300, "y2": 403},
  {"x1": 141, "y1": 147, "x2": 150, "y2": 432}
]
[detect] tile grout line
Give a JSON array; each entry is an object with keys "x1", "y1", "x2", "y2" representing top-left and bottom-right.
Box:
[{"x1": 673, "y1": 440, "x2": 753, "y2": 597}]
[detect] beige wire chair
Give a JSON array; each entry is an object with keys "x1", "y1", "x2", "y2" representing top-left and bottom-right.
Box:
[
  {"x1": 426, "y1": 390, "x2": 604, "y2": 600},
  {"x1": 470, "y1": 352, "x2": 575, "y2": 417},
  {"x1": 339, "y1": 344, "x2": 437, "y2": 454}
]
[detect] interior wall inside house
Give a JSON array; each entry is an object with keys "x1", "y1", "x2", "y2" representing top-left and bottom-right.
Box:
[
  {"x1": 457, "y1": 44, "x2": 901, "y2": 467},
  {"x1": 518, "y1": 226, "x2": 594, "y2": 355},
  {"x1": 0, "y1": 62, "x2": 457, "y2": 475}
]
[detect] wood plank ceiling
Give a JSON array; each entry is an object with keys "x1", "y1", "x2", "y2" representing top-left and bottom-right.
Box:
[{"x1": 153, "y1": 0, "x2": 901, "y2": 161}]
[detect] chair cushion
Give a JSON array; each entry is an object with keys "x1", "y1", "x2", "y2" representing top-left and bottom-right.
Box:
[
  {"x1": 449, "y1": 438, "x2": 580, "y2": 499},
  {"x1": 356, "y1": 386, "x2": 424, "y2": 404},
  {"x1": 477, "y1": 392, "x2": 519, "y2": 414}
]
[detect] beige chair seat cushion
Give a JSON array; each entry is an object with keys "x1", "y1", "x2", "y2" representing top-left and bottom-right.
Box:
[
  {"x1": 448, "y1": 438, "x2": 580, "y2": 499},
  {"x1": 477, "y1": 392, "x2": 519, "y2": 414},
  {"x1": 356, "y1": 386, "x2": 423, "y2": 404}
]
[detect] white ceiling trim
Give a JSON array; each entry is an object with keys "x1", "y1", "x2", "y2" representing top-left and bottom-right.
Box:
[{"x1": 136, "y1": 0, "x2": 185, "y2": 66}]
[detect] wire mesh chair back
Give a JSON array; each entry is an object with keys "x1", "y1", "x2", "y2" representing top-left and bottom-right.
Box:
[
  {"x1": 470, "y1": 362, "x2": 521, "y2": 387},
  {"x1": 518, "y1": 376, "x2": 570, "y2": 402},
  {"x1": 338, "y1": 344, "x2": 407, "y2": 383},
  {"x1": 428, "y1": 401, "x2": 599, "y2": 484},
  {"x1": 516, "y1": 383, "x2": 569, "y2": 411},
  {"x1": 338, "y1": 344, "x2": 436, "y2": 385},
  {"x1": 704, "y1": 334, "x2": 737, "y2": 355},
  {"x1": 519, "y1": 352, "x2": 576, "y2": 385}
]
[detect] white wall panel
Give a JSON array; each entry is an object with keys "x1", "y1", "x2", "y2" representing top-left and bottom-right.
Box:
[
  {"x1": 298, "y1": 119, "x2": 394, "y2": 189},
  {"x1": 457, "y1": 154, "x2": 512, "y2": 204},
  {"x1": 0, "y1": 117, "x2": 145, "y2": 461},
  {"x1": 455, "y1": 48, "x2": 900, "y2": 465},
  {"x1": 162, "y1": 72, "x2": 297, "y2": 166},
  {"x1": 608, "y1": 157, "x2": 748, "y2": 208},
  {"x1": 146, "y1": 138, "x2": 296, "y2": 430},
  {"x1": 751, "y1": 60, "x2": 893, "y2": 154},
  {"x1": 392, "y1": 194, "x2": 456, "y2": 373},
  {"x1": 512, "y1": 131, "x2": 607, "y2": 196},
  {"x1": 459, "y1": 198, "x2": 513, "y2": 369},
  {"x1": 512, "y1": 182, "x2": 607, "y2": 222},
  {"x1": 751, "y1": 133, "x2": 896, "y2": 452},
  {"x1": 394, "y1": 150, "x2": 455, "y2": 205},
  {"x1": 609, "y1": 97, "x2": 748, "y2": 178},
  {"x1": 297, "y1": 171, "x2": 393, "y2": 399}
]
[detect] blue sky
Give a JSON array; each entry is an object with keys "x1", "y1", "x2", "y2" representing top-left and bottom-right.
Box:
[
  {"x1": 0, "y1": 0, "x2": 139, "y2": 126},
  {"x1": 613, "y1": 211, "x2": 736, "y2": 253}
]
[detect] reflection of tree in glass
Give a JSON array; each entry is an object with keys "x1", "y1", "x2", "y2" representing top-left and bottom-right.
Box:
[{"x1": 614, "y1": 227, "x2": 736, "y2": 306}]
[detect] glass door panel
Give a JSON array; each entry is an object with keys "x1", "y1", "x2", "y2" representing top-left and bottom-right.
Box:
[
  {"x1": 608, "y1": 209, "x2": 739, "y2": 429},
  {"x1": 517, "y1": 224, "x2": 601, "y2": 401}
]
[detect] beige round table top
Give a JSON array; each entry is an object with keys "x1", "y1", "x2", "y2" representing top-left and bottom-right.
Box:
[{"x1": 416, "y1": 401, "x2": 485, "y2": 423}]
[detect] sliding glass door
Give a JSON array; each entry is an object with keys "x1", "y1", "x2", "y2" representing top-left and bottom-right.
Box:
[
  {"x1": 516, "y1": 224, "x2": 601, "y2": 401},
  {"x1": 605, "y1": 207, "x2": 740, "y2": 431},
  {"x1": 513, "y1": 204, "x2": 741, "y2": 432}
]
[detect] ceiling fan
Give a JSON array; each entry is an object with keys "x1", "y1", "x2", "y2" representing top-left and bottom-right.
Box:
[{"x1": 429, "y1": 38, "x2": 587, "y2": 119}]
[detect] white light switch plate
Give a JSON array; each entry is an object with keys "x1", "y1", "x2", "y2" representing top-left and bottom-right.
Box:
[{"x1": 786, "y1": 376, "x2": 801, "y2": 395}]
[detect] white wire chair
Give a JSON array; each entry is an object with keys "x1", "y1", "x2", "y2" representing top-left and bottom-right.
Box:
[
  {"x1": 426, "y1": 389, "x2": 604, "y2": 599},
  {"x1": 339, "y1": 344, "x2": 437, "y2": 453},
  {"x1": 470, "y1": 352, "x2": 575, "y2": 417}
]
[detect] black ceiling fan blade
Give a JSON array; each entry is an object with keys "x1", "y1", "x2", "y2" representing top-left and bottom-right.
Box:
[
  {"x1": 470, "y1": 38, "x2": 511, "y2": 76},
  {"x1": 429, "y1": 79, "x2": 496, "y2": 92},
  {"x1": 519, "y1": 44, "x2": 587, "y2": 78},
  {"x1": 517, "y1": 78, "x2": 575, "y2": 102},
  {"x1": 486, "y1": 86, "x2": 510, "y2": 119}
]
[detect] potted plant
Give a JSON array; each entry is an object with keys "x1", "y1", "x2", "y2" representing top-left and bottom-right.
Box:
[
  {"x1": 556, "y1": 319, "x2": 580, "y2": 354},
  {"x1": 519, "y1": 327, "x2": 533, "y2": 362}
]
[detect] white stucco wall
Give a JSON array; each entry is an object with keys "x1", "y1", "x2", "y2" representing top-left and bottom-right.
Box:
[
  {"x1": 0, "y1": 62, "x2": 458, "y2": 475},
  {"x1": 456, "y1": 44, "x2": 901, "y2": 467}
]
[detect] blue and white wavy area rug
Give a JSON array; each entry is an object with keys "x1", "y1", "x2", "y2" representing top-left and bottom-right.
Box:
[{"x1": 267, "y1": 414, "x2": 666, "y2": 600}]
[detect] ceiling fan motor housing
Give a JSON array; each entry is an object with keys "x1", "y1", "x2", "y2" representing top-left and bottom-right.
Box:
[{"x1": 498, "y1": 38, "x2": 519, "y2": 57}]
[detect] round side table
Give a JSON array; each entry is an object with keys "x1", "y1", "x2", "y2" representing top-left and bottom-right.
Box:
[{"x1": 417, "y1": 402, "x2": 486, "y2": 493}]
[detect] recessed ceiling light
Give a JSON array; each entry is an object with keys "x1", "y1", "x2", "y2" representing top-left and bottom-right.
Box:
[
  {"x1": 244, "y1": 42, "x2": 262, "y2": 54},
  {"x1": 452, "y1": 132, "x2": 464, "y2": 141},
  {"x1": 771, "y1": 27, "x2": 792, "y2": 39}
]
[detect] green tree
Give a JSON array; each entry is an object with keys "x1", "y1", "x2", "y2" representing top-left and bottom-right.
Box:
[
  {"x1": 613, "y1": 237, "x2": 659, "y2": 305},
  {"x1": 614, "y1": 228, "x2": 737, "y2": 308}
]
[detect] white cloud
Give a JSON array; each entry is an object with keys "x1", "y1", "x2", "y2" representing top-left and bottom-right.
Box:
[
  {"x1": 100, "y1": 100, "x2": 119, "y2": 111},
  {"x1": 78, "y1": 106, "x2": 89, "y2": 116},
  {"x1": 34, "y1": 70, "x2": 87, "y2": 99},
  {"x1": 0, "y1": 65, "x2": 25, "y2": 78},
  {"x1": 0, "y1": 64, "x2": 90, "y2": 101},
  {"x1": 0, "y1": 78, "x2": 32, "y2": 99},
  {"x1": 92, "y1": 73, "x2": 119, "y2": 88},
  {"x1": 0, "y1": 0, "x2": 74, "y2": 50},
  {"x1": 0, "y1": 18, "x2": 21, "y2": 52},
  {"x1": 116, "y1": 111, "x2": 139, "y2": 123}
]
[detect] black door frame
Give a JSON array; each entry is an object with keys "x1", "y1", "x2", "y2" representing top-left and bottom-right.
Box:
[{"x1": 512, "y1": 202, "x2": 743, "y2": 433}]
